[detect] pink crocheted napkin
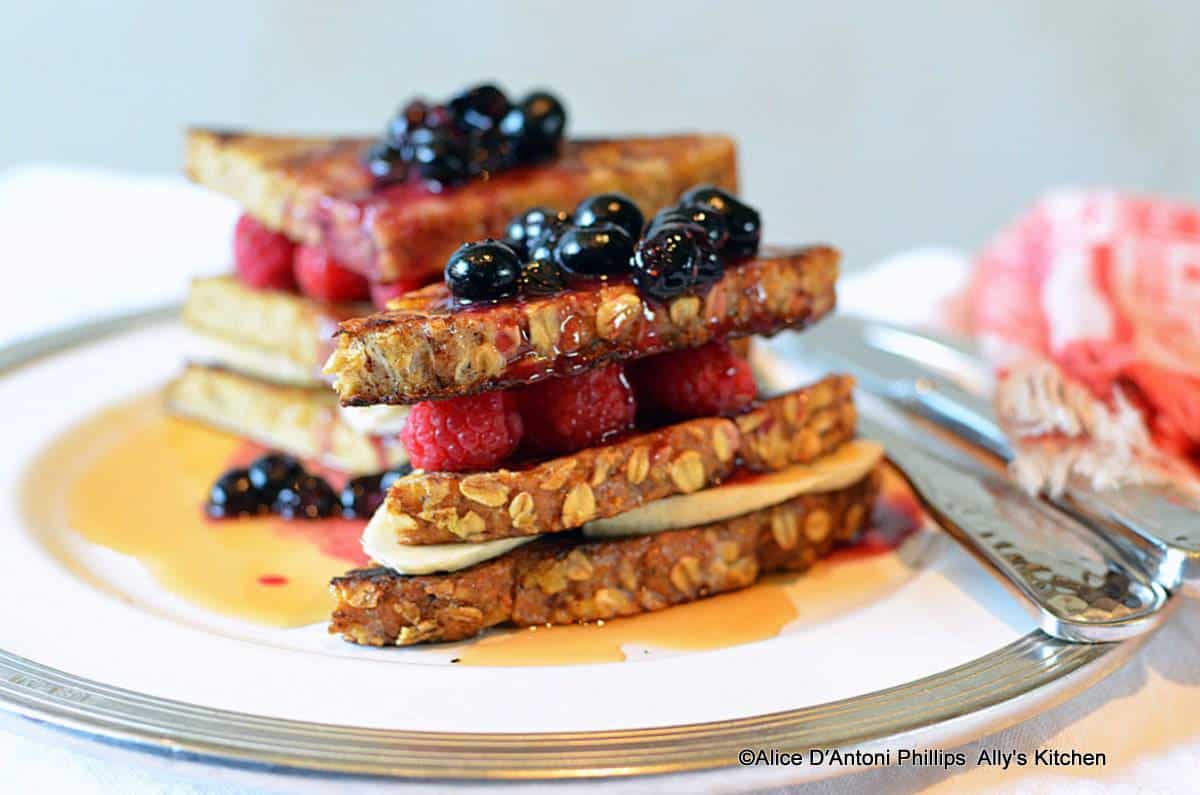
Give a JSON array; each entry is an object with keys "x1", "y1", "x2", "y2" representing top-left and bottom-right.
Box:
[{"x1": 963, "y1": 189, "x2": 1200, "y2": 494}]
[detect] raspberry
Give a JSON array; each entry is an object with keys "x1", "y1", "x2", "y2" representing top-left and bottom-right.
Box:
[
  {"x1": 399, "y1": 392, "x2": 523, "y2": 472},
  {"x1": 369, "y1": 278, "x2": 425, "y2": 309},
  {"x1": 629, "y1": 341, "x2": 757, "y2": 418},
  {"x1": 233, "y1": 214, "x2": 296, "y2": 290},
  {"x1": 518, "y1": 364, "x2": 636, "y2": 455},
  {"x1": 293, "y1": 245, "x2": 370, "y2": 302}
]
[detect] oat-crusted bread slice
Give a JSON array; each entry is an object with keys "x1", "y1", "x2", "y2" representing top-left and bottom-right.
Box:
[
  {"x1": 166, "y1": 365, "x2": 408, "y2": 475},
  {"x1": 376, "y1": 375, "x2": 856, "y2": 545},
  {"x1": 186, "y1": 130, "x2": 738, "y2": 284},
  {"x1": 183, "y1": 276, "x2": 369, "y2": 386},
  {"x1": 330, "y1": 467, "x2": 879, "y2": 646},
  {"x1": 326, "y1": 245, "x2": 839, "y2": 406}
]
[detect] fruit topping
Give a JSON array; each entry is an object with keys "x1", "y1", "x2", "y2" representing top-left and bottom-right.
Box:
[
  {"x1": 339, "y1": 463, "x2": 413, "y2": 519},
  {"x1": 647, "y1": 203, "x2": 730, "y2": 249},
  {"x1": 205, "y1": 468, "x2": 262, "y2": 518},
  {"x1": 363, "y1": 140, "x2": 407, "y2": 185},
  {"x1": 205, "y1": 452, "x2": 385, "y2": 521},
  {"x1": 518, "y1": 363, "x2": 636, "y2": 455},
  {"x1": 503, "y1": 207, "x2": 569, "y2": 258},
  {"x1": 501, "y1": 91, "x2": 568, "y2": 163},
  {"x1": 409, "y1": 125, "x2": 473, "y2": 187},
  {"x1": 632, "y1": 223, "x2": 723, "y2": 302},
  {"x1": 233, "y1": 214, "x2": 296, "y2": 291},
  {"x1": 246, "y1": 453, "x2": 305, "y2": 502},
  {"x1": 519, "y1": 259, "x2": 568, "y2": 296},
  {"x1": 400, "y1": 392, "x2": 524, "y2": 472},
  {"x1": 680, "y1": 185, "x2": 761, "y2": 258},
  {"x1": 369, "y1": 278, "x2": 424, "y2": 310},
  {"x1": 449, "y1": 83, "x2": 511, "y2": 132},
  {"x1": 442, "y1": 185, "x2": 758, "y2": 304},
  {"x1": 629, "y1": 341, "x2": 758, "y2": 419},
  {"x1": 445, "y1": 240, "x2": 522, "y2": 301},
  {"x1": 367, "y1": 84, "x2": 567, "y2": 189},
  {"x1": 272, "y1": 473, "x2": 338, "y2": 519},
  {"x1": 294, "y1": 245, "x2": 371, "y2": 302},
  {"x1": 554, "y1": 224, "x2": 635, "y2": 278},
  {"x1": 573, "y1": 193, "x2": 644, "y2": 243}
]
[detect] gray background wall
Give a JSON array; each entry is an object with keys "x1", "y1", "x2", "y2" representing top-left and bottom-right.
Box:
[{"x1": 2, "y1": 0, "x2": 1196, "y2": 270}]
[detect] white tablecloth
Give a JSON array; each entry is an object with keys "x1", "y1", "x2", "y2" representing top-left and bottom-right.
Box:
[{"x1": 2, "y1": 166, "x2": 1199, "y2": 794}]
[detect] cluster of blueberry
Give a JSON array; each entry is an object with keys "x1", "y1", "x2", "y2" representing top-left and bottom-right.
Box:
[
  {"x1": 365, "y1": 84, "x2": 566, "y2": 189},
  {"x1": 443, "y1": 186, "x2": 761, "y2": 304},
  {"x1": 206, "y1": 453, "x2": 412, "y2": 521}
]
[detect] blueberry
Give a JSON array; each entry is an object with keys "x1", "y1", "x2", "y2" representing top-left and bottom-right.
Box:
[
  {"x1": 386, "y1": 99, "x2": 431, "y2": 144},
  {"x1": 363, "y1": 140, "x2": 408, "y2": 184},
  {"x1": 445, "y1": 240, "x2": 522, "y2": 301},
  {"x1": 247, "y1": 453, "x2": 305, "y2": 500},
  {"x1": 464, "y1": 127, "x2": 516, "y2": 177},
  {"x1": 341, "y1": 463, "x2": 413, "y2": 519},
  {"x1": 411, "y1": 126, "x2": 472, "y2": 188},
  {"x1": 449, "y1": 84, "x2": 510, "y2": 133},
  {"x1": 573, "y1": 193, "x2": 644, "y2": 243},
  {"x1": 553, "y1": 224, "x2": 634, "y2": 278},
  {"x1": 519, "y1": 260, "x2": 567, "y2": 296},
  {"x1": 632, "y1": 223, "x2": 722, "y2": 302},
  {"x1": 648, "y1": 203, "x2": 729, "y2": 249},
  {"x1": 679, "y1": 185, "x2": 761, "y2": 258},
  {"x1": 526, "y1": 221, "x2": 570, "y2": 272},
  {"x1": 206, "y1": 468, "x2": 263, "y2": 519},
  {"x1": 340, "y1": 474, "x2": 385, "y2": 518},
  {"x1": 272, "y1": 473, "x2": 337, "y2": 520},
  {"x1": 504, "y1": 207, "x2": 568, "y2": 257},
  {"x1": 501, "y1": 91, "x2": 567, "y2": 163}
]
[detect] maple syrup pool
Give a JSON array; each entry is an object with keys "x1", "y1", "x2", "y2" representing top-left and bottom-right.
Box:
[{"x1": 20, "y1": 389, "x2": 928, "y2": 665}]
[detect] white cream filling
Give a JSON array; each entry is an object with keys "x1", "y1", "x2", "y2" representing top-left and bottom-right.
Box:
[
  {"x1": 338, "y1": 403, "x2": 411, "y2": 436},
  {"x1": 184, "y1": 331, "x2": 321, "y2": 387},
  {"x1": 362, "y1": 440, "x2": 883, "y2": 575},
  {"x1": 583, "y1": 439, "x2": 884, "y2": 539}
]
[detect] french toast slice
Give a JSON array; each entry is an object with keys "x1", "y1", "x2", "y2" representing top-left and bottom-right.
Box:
[
  {"x1": 183, "y1": 276, "x2": 369, "y2": 386},
  {"x1": 326, "y1": 245, "x2": 839, "y2": 406},
  {"x1": 330, "y1": 468, "x2": 879, "y2": 646},
  {"x1": 186, "y1": 130, "x2": 738, "y2": 284},
  {"x1": 374, "y1": 376, "x2": 856, "y2": 545},
  {"x1": 166, "y1": 365, "x2": 408, "y2": 475}
]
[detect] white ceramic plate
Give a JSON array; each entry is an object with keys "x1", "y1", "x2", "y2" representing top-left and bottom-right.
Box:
[{"x1": 0, "y1": 312, "x2": 1143, "y2": 787}]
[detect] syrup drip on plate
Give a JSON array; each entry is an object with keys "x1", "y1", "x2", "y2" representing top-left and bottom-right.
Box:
[{"x1": 21, "y1": 393, "x2": 367, "y2": 628}]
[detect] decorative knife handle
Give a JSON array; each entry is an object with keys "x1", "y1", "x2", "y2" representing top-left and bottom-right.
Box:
[
  {"x1": 860, "y1": 417, "x2": 1168, "y2": 642},
  {"x1": 897, "y1": 370, "x2": 1200, "y2": 590},
  {"x1": 805, "y1": 314, "x2": 1200, "y2": 591}
]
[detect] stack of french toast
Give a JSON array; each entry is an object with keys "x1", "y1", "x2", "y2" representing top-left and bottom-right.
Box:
[{"x1": 171, "y1": 83, "x2": 883, "y2": 646}]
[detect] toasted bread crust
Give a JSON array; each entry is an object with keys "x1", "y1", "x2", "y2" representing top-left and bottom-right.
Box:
[
  {"x1": 329, "y1": 467, "x2": 879, "y2": 646},
  {"x1": 165, "y1": 365, "x2": 408, "y2": 475},
  {"x1": 381, "y1": 375, "x2": 855, "y2": 544},
  {"x1": 327, "y1": 246, "x2": 839, "y2": 406},
  {"x1": 183, "y1": 276, "x2": 368, "y2": 381},
  {"x1": 186, "y1": 129, "x2": 738, "y2": 283}
]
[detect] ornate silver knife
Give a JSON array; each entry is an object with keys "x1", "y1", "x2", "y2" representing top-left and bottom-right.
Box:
[{"x1": 798, "y1": 314, "x2": 1200, "y2": 591}]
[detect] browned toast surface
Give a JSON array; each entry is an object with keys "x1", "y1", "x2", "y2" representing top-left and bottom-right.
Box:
[
  {"x1": 326, "y1": 246, "x2": 839, "y2": 406},
  {"x1": 166, "y1": 365, "x2": 408, "y2": 474},
  {"x1": 183, "y1": 276, "x2": 369, "y2": 382},
  {"x1": 378, "y1": 376, "x2": 855, "y2": 545},
  {"x1": 329, "y1": 467, "x2": 879, "y2": 646},
  {"x1": 186, "y1": 129, "x2": 738, "y2": 283}
]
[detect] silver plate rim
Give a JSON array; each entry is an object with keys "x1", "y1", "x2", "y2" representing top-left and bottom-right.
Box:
[{"x1": 0, "y1": 307, "x2": 1147, "y2": 782}]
